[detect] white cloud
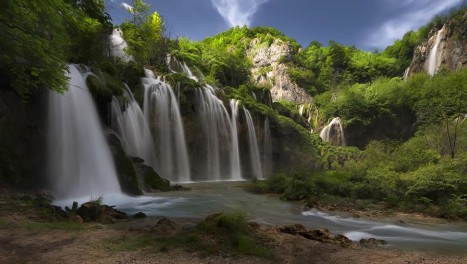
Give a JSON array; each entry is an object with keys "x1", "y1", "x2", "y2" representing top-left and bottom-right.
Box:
[
  {"x1": 366, "y1": 0, "x2": 462, "y2": 49},
  {"x1": 121, "y1": 2, "x2": 134, "y2": 13},
  {"x1": 210, "y1": 0, "x2": 270, "y2": 27}
]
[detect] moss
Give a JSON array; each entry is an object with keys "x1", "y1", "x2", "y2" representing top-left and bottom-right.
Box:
[
  {"x1": 140, "y1": 164, "x2": 171, "y2": 192},
  {"x1": 107, "y1": 133, "x2": 142, "y2": 195}
]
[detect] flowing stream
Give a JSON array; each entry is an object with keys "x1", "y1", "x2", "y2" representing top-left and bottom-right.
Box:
[{"x1": 55, "y1": 182, "x2": 467, "y2": 253}]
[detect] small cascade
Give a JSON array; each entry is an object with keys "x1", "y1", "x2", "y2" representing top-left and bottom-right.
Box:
[
  {"x1": 166, "y1": 54, "x2": 198, "y2": 81},
  {"x1": 110, "y1": 86, "x2": 157, "y2": 169},
  {"x1": 48, "y1": 65, "x2": 121, "y2": 199},
  {"x1": 262, "y1": 117, "x2": 273, "y2": 178},
  {"x1": 244, "y1": 108, "x2": 263, "y2": 179},
  {"x1": 403, "y1": 66, "x2": 411, "y2": 80},
  {"x1": 193, "y1": 86, "x2": 236, "y2": 181},
  {"x1": 229, "y1": 99, "x2": 242, "y2": 180},
  {"x1": 110, "y1": 28, "x2": 133, "y2": 63},
  {"x1": 427, "y1": 27, "x2": 445, "y2": 76},
  {"x1": 319, "y1": 117, "x2": 346, "y2": 146},
  {"x1": 142, "y1": 69, "x2": 190, "y2": 182}
]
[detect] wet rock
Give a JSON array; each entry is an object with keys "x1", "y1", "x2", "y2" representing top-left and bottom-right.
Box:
[
  {"x1": 77, "y1": 202, "x2": 127, "y2": 223},
  {"x1": 279, "y1": 225, "x2": 355, "y2": 248},
  {"x1": 135, "y1": 163, "x2": 170, "y2": 192},
  {"x1": 133, "y1": 212, "x2": 147, "y2": 219},
  {"x1": 68, "y1": 214, "x2": 83, "y2": 223},
  {"x1": 151, "y1": 217, "x2": 179, "y2": 235},
  {"x1": 360, "y1": 238, "x2": 387, "y2": 247}
]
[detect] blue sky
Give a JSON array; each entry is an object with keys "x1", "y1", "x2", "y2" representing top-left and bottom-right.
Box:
[{"x1": 106, "y1": 0, "x2": 464, "y2": 51}]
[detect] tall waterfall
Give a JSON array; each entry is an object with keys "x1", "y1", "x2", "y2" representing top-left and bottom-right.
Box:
[
  {"x1": 427, "y1": 27, "x2": 445, "y2": 76},
  {"x1": 193, "y1": 86, "x2": 240, "y2": 181},
  {"x1": 110, "y1": 86, "x2": 157, "y2": 169},
  {"x1": 244, "y1": 108, "x2": 263, "y2": 179},
  {"x1": 142, "y1": 70, "x2": 190, "y2": 182},
  {"x1": 320, "y1": 117, "x2": 346, "y2": 146},
  {"x1": 229, "y1": 99, "x2": 242, "y2": 180},
  {"x1": 48, "y1": 65, "x2": 121, "y2": 199}
]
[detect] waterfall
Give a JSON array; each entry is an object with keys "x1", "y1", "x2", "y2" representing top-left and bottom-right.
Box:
[
  {"x1": 244, "y1": 108, "x2": 263, "y2": 179},
  {"x1": 166, "y1": 54, "x2": 198, "y2": 81},
  {"x1": 48, "y1": 65, "x2": 121, "y2": 199},
  {"x1": 110, "y1": 86, "x2": 157, "y2": 169},
  {"x1": 427, "y1": 27, "x2": 445, "y2": 76},
  {"x1": 320, "y1": 117, "x2": 346, "y2": 146},
  {"x1": 262, "y1": 117, "x2": 273, "y2": 178},
  {"x1": 142, "y1": 69, "x2": 190, "y2": 182},
  {"x1": 403, "y1": 66, "x2": 411, "y2": 80},
  {"x1": 110, "y1": 28, "x2": 133, "y2": 63},
  {"x1": 193, "y1": 86, "x2": 237, "y2": 181},
  {"x1": 230, "y1": 99, "x2": 242, "y2": 180}
]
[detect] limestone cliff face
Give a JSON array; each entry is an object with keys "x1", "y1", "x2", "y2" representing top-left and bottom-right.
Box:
[
  {"x1": 247, "y1": 38, "x2": 312, "y2": 104},
  {"x1": 406, "y1": 20, "x2": 467, "y2": 77}
]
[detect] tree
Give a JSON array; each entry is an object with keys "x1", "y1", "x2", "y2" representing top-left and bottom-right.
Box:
[
  {"x1": 0, "y1": 0, "x2": 71, "y2": 98},
  {"x1": 121, "y1": 0, "x2": 165, "y2": 66}
]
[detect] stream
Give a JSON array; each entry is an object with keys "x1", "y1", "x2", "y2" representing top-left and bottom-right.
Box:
[{"x1": 56, "y1": 181, "x2": 467, "y2": 253}]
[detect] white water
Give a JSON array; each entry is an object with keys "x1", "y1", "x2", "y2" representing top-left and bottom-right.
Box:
[
  {"x1": 427, "y1": 27, "x2": 445, "y2": 76},
  {"x1": 194, "y1": 86, "x2": 238, "y2": 181},
  {"x1": 166, "y1": 54, "x2": 198, "y2": 81},
  {"x1": 403, "y1": 66, "x2": 411, "y2": 80},
  {"x1": 244, "y1": 108, "x2": 263, "y2": 179},
  {"x1": 110, "y1": 86, "x2": 157, "y2": 169},
  {"x1": 320, "y1": 117, "x2": 346, "y2": 146},
  {"x1": 229, "y1": 99, "x2": 242, "y2": 180},
  {"x1": 48, "y1": 65, "x2": 121, "y2": 199},
  {"x1": 59, "y1": 182, "x2": 467, "y2": 253},
  {"x1": 110, "y1": 28, "x2": 133, "y2": 63},
  {"x1": 142, "y1": 70, "x2": 190, "y2": 182}
]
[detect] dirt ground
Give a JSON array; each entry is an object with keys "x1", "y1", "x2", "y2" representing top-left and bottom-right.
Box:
[{"x1": 0, "y1": 212, "x2": 466, "y2": 264}]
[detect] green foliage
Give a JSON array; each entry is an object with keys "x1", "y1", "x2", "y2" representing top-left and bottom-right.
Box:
[
  {"x1": 0, "y1": 0, "x2": 114, "y2": 99},
  {"x1": 121, "y1": 0, "x2": 167, "y2": 67},
  {"x1": 196, "y1": 212, "x2": 272, "y2": 258}
]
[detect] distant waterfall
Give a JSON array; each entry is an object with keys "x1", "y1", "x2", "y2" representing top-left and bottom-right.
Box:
[
  {"x1": 403, "y1": 66, "x2": 411, "y2": 80},
  {"x1": 142, "y1": 70, "x2": 190, "y2": 183},
  {"x1": 244, "y1": 108, "x2": 263, "y2": 179},
  {"x1": 48, "y1": 65, "x2": 121, "y2": 199},
  {"x1": 110, "y1": 28, "x2": 133, "y2": 63},
  {"x1": 262, "y1": 117, "x2": 273, "y2": 178},
  {"x1": 110, "y1": 86, "x2": 157, "y2": 169},
  {"x1": 427, "y1": 27, "x2": 445, "y2": 76},
  {"x1": 320, "y1": 117, "x2": 346, "y2": 146}
]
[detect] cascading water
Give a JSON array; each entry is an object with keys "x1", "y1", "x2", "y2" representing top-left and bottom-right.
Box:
[
  {"x1": 244, "y1": 108, "x2": 263, "y2": 179},
  {"x1": 110, "y1": 86, "x2": 157, "y2": 169},
  {"x1": 166, "y1": 55, "x2": 198, "y2": 81},
  {"x1": 262, "y1": 117, "x2": 273, "y2": 178},
  {"x1": 320, "y1": 117, "x2": 346, "y2": 146},
  {"x1": 142, "y1": 70, "x2": 191, "y2": 183},
  {"x1": 403, "y1": 66, "x2": 411, "y2": 80},
  {"x1": 48, "y1": 65, "x2": 121, "y2": 199},
  {"x1": 427, "y1": 27, "x2": 445, "y2": 76},
  {"x1": 229, "y1": 99, "x2": 242, "y2": 180},
  {"x1": 110, "y1": 28, "x2": 133, "y2": 63},
  {"x1": 193, "y1": 86, "x2": 238, "y2": 181}
]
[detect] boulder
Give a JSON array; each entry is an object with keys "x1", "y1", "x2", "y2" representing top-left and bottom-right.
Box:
[
  {"x1": 134, "y1": 163, "x2": 170, "y2": 192},
  {"x1": 151, "y1": 217, "x2": 179, "y2": 235},
  {"x1": 360, "y1": 238, "x2": 387, "y2": 247},
  {"x1": 77, "y1": 202, "x2": 127, "y2": 223},
  {"x1": 279, "y1": 225, "x2": 355, "y2": 248},
  {"x1": 133, "y1": 212, "x2": 147, "y2": 219}
]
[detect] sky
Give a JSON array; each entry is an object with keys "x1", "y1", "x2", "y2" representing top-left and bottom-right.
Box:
[{"x1": 106, "y1": 0, "x2": 465, "y2": 51}]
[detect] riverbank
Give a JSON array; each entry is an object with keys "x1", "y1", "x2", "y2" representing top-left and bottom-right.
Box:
[{"x1": 1, "y1": 189, "x2": 467, "y2": 263}]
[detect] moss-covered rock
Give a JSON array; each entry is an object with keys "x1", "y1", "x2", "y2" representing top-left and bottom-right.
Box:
[
  {"x1": 106, "y1": 133, "x2": 142, "y2": 195},
  {"x1": 134, "y1": 163, "x2": 170, "y2": 192}
]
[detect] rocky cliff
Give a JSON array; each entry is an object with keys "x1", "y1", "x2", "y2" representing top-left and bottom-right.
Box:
[
  {"x1": 406, "y1": 15, "x2": 467, "y2": 77},
  {"x1": 247, "y1": 38, "x2": 312, "y2": 104}
]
